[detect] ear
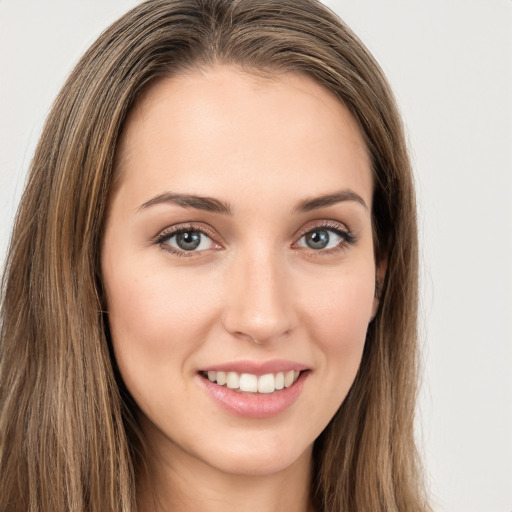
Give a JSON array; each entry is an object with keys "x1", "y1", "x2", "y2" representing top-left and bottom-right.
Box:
[{"x1": 371, "y1": 257, "x2": 387, "y2": 320}]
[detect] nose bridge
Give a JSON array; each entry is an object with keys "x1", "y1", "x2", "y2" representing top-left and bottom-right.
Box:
[{"x1": 223, "y1": 242, "x2": 295, "y2": 343}]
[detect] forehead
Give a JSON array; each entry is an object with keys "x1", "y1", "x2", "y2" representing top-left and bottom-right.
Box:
[{"x1": 114, "y1": 65, "x2": 372, "y2": 210}]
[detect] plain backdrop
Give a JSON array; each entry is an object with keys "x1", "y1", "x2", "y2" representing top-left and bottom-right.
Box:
[{"x1": 1, "y1": 1, "x2": 511, "y2": 511}]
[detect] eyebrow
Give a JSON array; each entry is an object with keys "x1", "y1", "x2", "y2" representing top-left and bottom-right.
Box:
[
  {"x1": 137, "y1": 189, "x2": 367, "y2": 215},
  {"x1": 137, "y1": 192, "x2": 233, "y2": 214},
  {"x1": 293, "y1": 190, "x2": 368, "y2": 212}
]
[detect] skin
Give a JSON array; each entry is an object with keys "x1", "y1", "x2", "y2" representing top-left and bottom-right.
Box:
[{"x1": 101, "y1": 65, "x2": 382, "y2": 512}]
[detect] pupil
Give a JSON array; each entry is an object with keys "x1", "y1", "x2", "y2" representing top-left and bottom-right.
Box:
[
  {"x1": 306, "y1": 230, "x2": 329, "y2": 249},
  {"x1": 176, "y1": 231, "x2": 201, "y2": 250}
]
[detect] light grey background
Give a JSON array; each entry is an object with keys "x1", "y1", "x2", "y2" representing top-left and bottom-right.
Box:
[{"x1": 1, "y1": 2, "x2": 511, "y2": 511}]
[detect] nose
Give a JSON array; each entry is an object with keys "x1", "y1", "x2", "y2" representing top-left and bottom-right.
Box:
[{"x1": 222, "y1": 248, "x2": 297, "y2": 345}]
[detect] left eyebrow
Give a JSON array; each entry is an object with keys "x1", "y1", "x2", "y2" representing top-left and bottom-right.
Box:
[{"x1": 293, "y1": 190, "x2": 368, "y2": 213}]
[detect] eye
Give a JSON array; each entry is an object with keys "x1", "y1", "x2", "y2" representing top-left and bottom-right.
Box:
[
  {"x1": 156, "y1": 227, "x2": 220, "y2": 255},
  {"x1": 295, "y1": 225, "x2": 355, "y2": 252}
]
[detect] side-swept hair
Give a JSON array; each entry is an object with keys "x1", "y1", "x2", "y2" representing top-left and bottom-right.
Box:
[{"x1": 0, "y1": 1, "x2": 429, "y2": 511}]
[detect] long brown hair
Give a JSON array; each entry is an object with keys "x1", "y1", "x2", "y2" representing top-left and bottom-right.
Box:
[{"x1": 0, "y1": 1, "x2": 429, "y2": 510}]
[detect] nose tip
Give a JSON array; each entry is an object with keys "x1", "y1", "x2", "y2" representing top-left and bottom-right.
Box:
[
  {"x1": 227, "y1": 302, "x2": 292, "y2": 345},
  {"x1": 222, "y1": 256, "x2": 296, "y2": 345}
]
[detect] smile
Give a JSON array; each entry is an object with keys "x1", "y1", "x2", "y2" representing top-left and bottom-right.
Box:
[
  {"x1": 198, "y1": 363, "x2": 310, "y2": 418},
  {"x1": 201, "y1": 370, "x2": 301, "y2": 394}
]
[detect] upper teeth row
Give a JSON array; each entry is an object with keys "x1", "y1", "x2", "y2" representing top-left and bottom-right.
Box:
[{"x1": 206, "y1": 370, "x2": 300, "y2": 394}]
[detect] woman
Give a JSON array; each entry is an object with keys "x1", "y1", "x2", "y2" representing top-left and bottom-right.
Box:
[{"x1": 0, "y1": 0, "x2": 429, "y2": 511}]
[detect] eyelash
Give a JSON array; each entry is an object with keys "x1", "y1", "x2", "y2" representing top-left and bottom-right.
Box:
[
  {"x1": 154, "y1": 221, "x2": 356, "y2": 257},
  {"x1": 293, "y1": 221, "x2": 356, "y2": 255},
  {"x1": 154, "y1": 224, "x2": 220, "y2": 258}
]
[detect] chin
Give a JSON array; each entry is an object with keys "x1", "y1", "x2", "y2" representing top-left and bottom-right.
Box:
[{"x1": 198, "y1": 432, "x2": 314, "y2": 478}]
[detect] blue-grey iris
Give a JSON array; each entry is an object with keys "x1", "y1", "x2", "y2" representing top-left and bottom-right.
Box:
[
  {"x1": 305, "y1": 230, "x2": 330, "y2": 249},
  {"x1": 176, "y1": 231, "x2": 201, "y2": 250}
]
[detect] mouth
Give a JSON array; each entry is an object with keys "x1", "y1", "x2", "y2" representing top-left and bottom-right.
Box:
[
  {"x1": 197, "y1": 361, "x2": 310, "y2": 417},
  {"x1": 199, "y1": 369, "x2": 304, "y2": 394}
]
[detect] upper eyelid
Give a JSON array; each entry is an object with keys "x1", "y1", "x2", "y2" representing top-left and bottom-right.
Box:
[
  {"x1": 293, "y1": 219, "x2": 351, "y2": 239},
  {"x1": 153, "y1": 223, "x2": 219, "y2": 243}
]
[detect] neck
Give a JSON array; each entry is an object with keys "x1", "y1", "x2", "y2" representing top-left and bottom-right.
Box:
[{"x1": 137, "y1": 442, "x2": 314, "y2": 512}]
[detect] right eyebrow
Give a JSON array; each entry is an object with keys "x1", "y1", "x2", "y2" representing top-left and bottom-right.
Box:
[{"x1": 137, "y1": 192, "x2": 233, "y2": 215}]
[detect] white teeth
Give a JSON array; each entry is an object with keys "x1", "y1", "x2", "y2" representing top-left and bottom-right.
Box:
[
  {"x1": 204, "y1": 369, "x2": 302, "y2": 393},
  {"x1": 258, "y1": 373, "x2": 275, "y2": 393},
  {"x1": 226, "y1": 372, "x2": 240, "y2": 389},
  {"x1": 284, "y1": 370, "x2": 295, "y2": 388},
  {"x1": 274, "y1": 372, "x2": 285, "y2": 390},
  {"x1": 239, "y1": 373, "x2": 258, "y2": 392}
]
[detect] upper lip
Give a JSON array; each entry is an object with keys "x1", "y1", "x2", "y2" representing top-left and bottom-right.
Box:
[{"x1": 199, "y1": 359, "x2": 310, "y2": 375}]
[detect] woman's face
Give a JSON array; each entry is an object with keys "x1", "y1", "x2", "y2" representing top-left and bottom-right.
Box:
[{"x1": 102, "y1": 66, "x2": 379, "y2": 478}]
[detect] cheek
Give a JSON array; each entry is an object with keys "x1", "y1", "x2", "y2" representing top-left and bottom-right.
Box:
[
  {"x1": 305, "y1": 264, "x2": 375, "y2": 342},
  {"x1": 285, "y1": 265, "x2": 375, "y2": 437},
  {"x1": 104, "y1": 258, "x2": 234, "y2": 372},
  {"x1": 107, "y1": 274, "x2": 172, "y2": 355},
  {"x1": 302, "y1": 265, "x2": 375, "y2": 388},
  {"x1": 107, "y1": 262, "x2": 214, "y2": 337},
  {"x1": 103, "y1": 266, "x2": 221, "y2": 423},
  {"x1": 104, "y1": 266, "x2": 213, "y2": 382}
]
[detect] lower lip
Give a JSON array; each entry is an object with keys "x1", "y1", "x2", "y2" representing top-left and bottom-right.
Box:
[{"x1": 198, "y1": 372, "x2": 309, "y2": 419}]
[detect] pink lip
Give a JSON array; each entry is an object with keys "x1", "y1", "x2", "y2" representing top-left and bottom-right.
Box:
[
  {"x1": 200, "y1": 359, "x2": 309, "y2": 375},
  {"x1": 197, "y1": 368, "x2": 310, "y2": 419}
]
